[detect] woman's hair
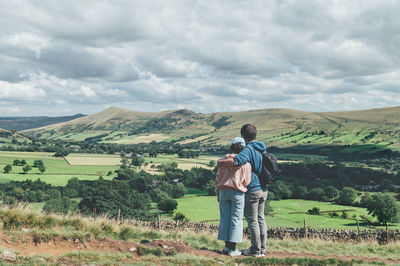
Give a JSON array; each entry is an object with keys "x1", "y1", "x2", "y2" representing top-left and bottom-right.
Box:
[{"x1": 230, "y1": 143, "x2": 244, "y2": 154}]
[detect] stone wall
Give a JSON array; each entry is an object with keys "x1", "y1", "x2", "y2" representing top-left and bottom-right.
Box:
[{"x1": 125, "y1": 219, "x2": 400, "y2": 244}]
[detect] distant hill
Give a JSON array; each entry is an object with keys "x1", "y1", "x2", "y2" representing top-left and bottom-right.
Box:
[
  {"x1": 0, "y1": 114, "x2": 85, "y2": 131},
  {"x1": 21, "y1": 106, "x2": 400, "y2": 149}
]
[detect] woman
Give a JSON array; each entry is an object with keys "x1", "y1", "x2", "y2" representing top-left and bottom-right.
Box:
[{"x1": 216, "y1": 137, "x2": 252, "y2": 256}]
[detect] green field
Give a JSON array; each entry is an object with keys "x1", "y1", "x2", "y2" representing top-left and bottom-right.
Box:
[
  {"x1": 0, "y1": 151, "x2": 118, "y2": 186},
  {"x1": 0, "y1": 151, "x2": 220, "y2": 186},
  {"x1": 174, "y1": 196, "x2": 400, "y2": 230}
]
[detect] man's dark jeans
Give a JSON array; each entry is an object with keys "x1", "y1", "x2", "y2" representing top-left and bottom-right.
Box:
[{"x1": 244, "y1": 190, "x2": 268, "y2": 255}]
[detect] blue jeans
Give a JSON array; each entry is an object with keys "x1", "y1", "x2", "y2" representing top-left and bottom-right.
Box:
[{"x1": 218, "y1": 190, "x2": 245, "y2": 243}]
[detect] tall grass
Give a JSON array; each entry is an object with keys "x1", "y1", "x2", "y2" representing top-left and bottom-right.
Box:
[{"x1": 1, "y1": 204, "x2": 399, "y2": 261}]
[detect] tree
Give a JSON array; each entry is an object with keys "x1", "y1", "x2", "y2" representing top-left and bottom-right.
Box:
[
  {"x1": 21, "y1": 159, "x2": 27, "y2": 165},
  {"x1": 38, "y1": 165, "x2": 46, "y2": 174},
  {"x1": 149, "y1": 149, "x2": 157, "y2": 157},
  {"x1": 171, "y1": 183, "x2": 187, "y2": 198},
  {"x1": 3, "y1": 165, "x2": 12, "y2": 173},
  {"x1": 271, "y1": 181, "x2": 293, "y2": 199},
  {"x1": 173, "y1": 212, "x2": 189, "y2": 222},
  {"x1": 132, "y1": 154, "x2": 145, "y2": 167},
  {"x1": 205, "y1": 180, "x2": 216, "y2": 196},
  {"x1": 22, "y1": 165, "x2": 32, "y2": 174},
  {"x1": 13, "y1": 159, "x2": 21, "y2": 166},
  {"x1": 43, "y1": 197, "x2": 78, "y2": 214},
  {"x1": 158, "y1": 197, "x2": 178, "y2": 213},
  {"x1": 324, "y1": 186, "x2": 340, "y2": 201},
  {"x1": 78, "y1": 180, "x2": 151, "y2": 219},
  {"x1": 306, "y1": 187, "x2": 325, "y2": 201},
  {"x1": 54, "y1": 149, "x2": 70, "y2": 157},
  {"x1": 364, "y1": 193, "x2": 398, "y2": 225},
  {"x1": 150, "y1": 188, "x2": 169, "y2": 204},
  {"x1": 293, "y1": 186, "x2": 308, "y2": 199},
  {"x1": 308, "y1": 207, "x2": 320, "y2": 215},
  {"x1": 33, "y1": 160, "x2": 44, "y2": 167},
  {"x1": 120, "y1": 158, "x2": 129, "y2": 169},
  {"x1": 335, "y1": 187, "x2": 357, "y2": 206},
  {"x1": 208, "y1": 160, "x2": 216, "y2": 167}
]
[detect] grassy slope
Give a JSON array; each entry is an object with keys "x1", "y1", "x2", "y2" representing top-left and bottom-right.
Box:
[
  {"x1": 20, "y1": 106, "x2": 400, "y2": 150},
  {"x1": 1, "y1": 205, "x2": 400, "y2": 265}
]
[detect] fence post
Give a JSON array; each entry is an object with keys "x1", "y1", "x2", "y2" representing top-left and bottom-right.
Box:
[
  {"x1": 158, "y1": 214, "x2": 161, "y2": 230},
  {"x1": 304, "y1": 219, "x2": 307, "y2": 239},
  {"x1": 117, "y1": 209, "x2": 121, "y2": 224},
  {"x1": 356, "y1": 219, "x2": 360, "y2": 240}
]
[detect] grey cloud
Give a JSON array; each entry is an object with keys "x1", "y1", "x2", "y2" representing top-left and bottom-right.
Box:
[
  {"x1": 38, "y1": 46, "x2": 112, "y2": 79},
  {"x1": 201, "y1": 86, "x2": 242, "y2": 97},
  {"x1": 0, "y1": 64, "x2": 29, "y2": 82},
  {"x1": 1, "y1": 0, "x2": 400, "y2": 115}
]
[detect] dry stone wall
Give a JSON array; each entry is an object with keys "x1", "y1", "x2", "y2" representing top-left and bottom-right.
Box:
[{"x1": 125, "y1": 219, "x2": 400, "y2": 244}]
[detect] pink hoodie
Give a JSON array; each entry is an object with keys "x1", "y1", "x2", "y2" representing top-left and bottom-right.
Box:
[{"x1": 215, "y1": 154, "x2": 252, "y2": 197}]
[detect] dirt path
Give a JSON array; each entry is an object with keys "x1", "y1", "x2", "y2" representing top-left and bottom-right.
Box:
[{"x1": 1, "y1": 233, "x2": 400, "y2": 265}]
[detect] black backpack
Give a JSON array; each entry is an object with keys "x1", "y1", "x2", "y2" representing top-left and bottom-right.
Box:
[{"x1": 253, "y1": 147, "x2": 281, "y2": 186}]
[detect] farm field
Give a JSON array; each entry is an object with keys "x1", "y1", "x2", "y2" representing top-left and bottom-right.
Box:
[
  {"x1": 65, "y1": 153, "x2": 121, "y2": 166},
  {"x1": 0, "y1": 151, "x2": 221, "y2": 185},
  {"x1": 142, "y1": 154, "x2": 220, "y2": 169},
  {"x1": 0, "y1": 151, "x2": 118, "y2": 186},
  {"x1": 174, "y1": 196, "x2": 400, "y2": 230}
]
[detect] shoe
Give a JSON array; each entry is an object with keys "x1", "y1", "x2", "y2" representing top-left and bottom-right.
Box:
[
  {"x1": 241, "y1": 248, "x2": 261, "y2": 257},
  {"x1": 221, "y1": 247, "x2": 229, "y2": 255},
  {"x1": 228, "y1": 249, "x2": 241, "y2": 257}
]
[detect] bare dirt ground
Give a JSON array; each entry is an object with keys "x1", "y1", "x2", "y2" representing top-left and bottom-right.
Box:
[{"x1": 1, "y1": 232, "x2": 400, "y2": 265}]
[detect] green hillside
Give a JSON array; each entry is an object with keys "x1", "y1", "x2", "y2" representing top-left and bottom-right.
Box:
[
  {"x1": 21, "y1": 106, "x2": 400, "y2": 150},
  {"x1": 0, "y1": 128, "x2": 31, "y2": 144}
]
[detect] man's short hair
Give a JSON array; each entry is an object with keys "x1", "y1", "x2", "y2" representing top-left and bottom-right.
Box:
[{"x1": 241, "y1": 124, "x2": 257, "y2": 142}]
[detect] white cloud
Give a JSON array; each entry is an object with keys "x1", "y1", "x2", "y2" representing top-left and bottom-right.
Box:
[
  {"x1": 0, "y1": 81, "x2": 46, "y2": 100},
  {"x1": 1, "y1": 0, "x2": 400, "y2": 115}
]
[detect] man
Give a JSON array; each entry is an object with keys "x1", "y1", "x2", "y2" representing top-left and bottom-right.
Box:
[{"x1": 217, "y1": 124, "x2": 267, "y2": 257}]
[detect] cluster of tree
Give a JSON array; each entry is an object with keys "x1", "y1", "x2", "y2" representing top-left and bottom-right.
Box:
[
  {"x1": 0, "y1": 179, "x2": 59, "y2": 204},
  {"x1": 270, "y1": 180, "x2": 358, "y2": 205},
  {"x1": 3, "y1": 159, "x2": 45, "y2": 174},
  {"x1": 178, "y1": 150, "x2": 200, "y2": 158},
  {"x1": 274, "y1": 161, "x2": 400, "y2": 194},
  {"x1": 13, "y1": 159, "x2": 27, "y2": 166},
  {"x1": 269, "y1": 144, "x2": 400, "y2": 161},
  {"x1": 211, "y1": 116, "x2": 232, "y2": 130},
  {"x1": 78, "y1": 179, "x2": 152, "y2": 220}
]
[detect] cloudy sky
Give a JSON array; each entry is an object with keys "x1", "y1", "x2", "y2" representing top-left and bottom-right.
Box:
[{"x1": 1, "y1": 0, "x2": 400, "y2": 116}]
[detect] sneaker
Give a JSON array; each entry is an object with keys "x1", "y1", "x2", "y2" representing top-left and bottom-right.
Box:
[
  {"x1": 228, "y1": 249, "x2": 241, "y2": 257},
  {"x1": 221, "y1": 247, "x2": 229, "y2": 255},
  {"x1": 241, "y1": 248, "x2": 260, "y2": 257}
]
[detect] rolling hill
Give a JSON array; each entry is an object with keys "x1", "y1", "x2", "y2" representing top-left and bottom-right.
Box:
[
  {"x1": 21, "y1": 106, "x2": 400, "y2": 149},
  {"x1": 0, "y1": 127, "x2": 31, "y2": 143}
]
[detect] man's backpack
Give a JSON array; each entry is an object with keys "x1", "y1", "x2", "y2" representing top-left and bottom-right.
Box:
[{"x1": 254, "y1": 147, "x2": 281, "y2": 186}]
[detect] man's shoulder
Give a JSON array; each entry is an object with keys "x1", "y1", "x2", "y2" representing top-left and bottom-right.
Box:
[{"x1": 247, "y1": 141, "x2": 266, "y2": 150}]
